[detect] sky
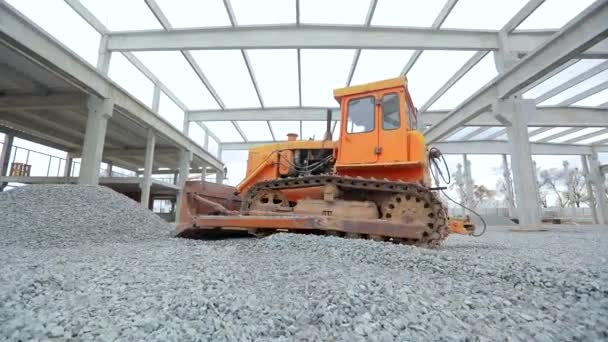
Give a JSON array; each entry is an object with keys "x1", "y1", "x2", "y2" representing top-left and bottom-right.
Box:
[{"x1": 3, "y1": 0, "x2": 608, "y2": 206}]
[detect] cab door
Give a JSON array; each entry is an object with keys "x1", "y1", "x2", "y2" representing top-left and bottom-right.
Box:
[
  {"x1": 337, "y1": 95, "x2": 379, "y2": 164},
  {"x1": 377, "y1": 91, "x2": 407, "y2": 163}
]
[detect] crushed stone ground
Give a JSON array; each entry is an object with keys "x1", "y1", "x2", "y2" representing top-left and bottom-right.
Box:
[{"x1": 1, "y1": 204, "x2": 607, "y2": 341}]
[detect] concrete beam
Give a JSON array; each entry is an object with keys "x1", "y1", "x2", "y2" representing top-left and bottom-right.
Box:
[
  {"x1": 536, "y1": 127, "x2": 583, "y2": 143},
  {"x1": 461, "y1": 127, "x2": 490, "y2": 140},
  {"x1": 0, "y1": 110, "x2": 89, "y2": 147},
  {"x1": 484, "y1": 128, "x2": 507, "y2": 140},
  {"x1": 398, "y1": 0, "x2": 458, "y2": 75},
  {"x1": 517, "y1": 59, "x2": 579, "y2": 96},
  {"x1": 424, "y1": 1, "x2": 608, "y2": 142},
  {"x1": 419, "y1": 51, "x2": 488, "y2": 112},
  {"x1": 0, "y1": 2, "x2": 223, "y2": 171},
  {"x1": 189, "y1": 106, "x2": 608, "y2": 128},
  {"x1": 534, "y1": 60, "x2": 608, "y2": 104},
  {"x1": 558, "y1": 79, "x2": 608, "y2": 106},
  {"x1": 104, "y1": 147, "x2": 176, "y2": 158},
  {"x1": 104, "y1": 25, "x2": 608, "y2": 58},
  {"x1": 0, "y1": 118, "x2": 81, "y2": 150},
  {"x1": 345, "y1": 0, "x2": 378, "y2": 86},
  {"x1": 0, "y1": 93, "x2": 87, "y2": 111},
  {"x1": 106, "y1": 25, "x2": 500, "y2": 51},
  {"x1": 501, "y1": 0, "x2": 545, "y2": 34},
  {"x1": 528, "y1": 126, "x2": 553, "y2": 138},
  {"x1": 563, "y1": 127, "x2": 608, "y2": 144}
]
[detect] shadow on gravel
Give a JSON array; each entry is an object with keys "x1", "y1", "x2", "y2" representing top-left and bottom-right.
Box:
[
  {"x1": 174, "y1": 229, "x2": 254, "y2": 240},
  {"x1": 443, "y1": 243, "x2": 508, "y2": 251}
]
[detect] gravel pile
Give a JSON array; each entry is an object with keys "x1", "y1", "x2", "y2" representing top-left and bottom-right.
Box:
[
  {"x1": 0, "y1": 184, "x2": 172, "y2": 248},
  {"x1": 1, "y1": 223, "x2": 607, "y2": 341}
]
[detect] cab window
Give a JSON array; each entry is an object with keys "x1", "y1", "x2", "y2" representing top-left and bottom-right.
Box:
[
  {"x1": 346, "y1": 96, "x2": 375, "y2": 133},
  {"x1": 407, "y1": 103, "x2": 417, "y2": 130},
  {"x1": 382, "y1": 93, "x2": 400, "y2": 130}
]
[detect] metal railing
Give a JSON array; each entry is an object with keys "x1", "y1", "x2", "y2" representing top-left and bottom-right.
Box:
[{"x1": 4, "y1": 145, "x2": 133, "y2": 178}]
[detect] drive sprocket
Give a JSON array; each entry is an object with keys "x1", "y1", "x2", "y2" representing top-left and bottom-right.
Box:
[{"x1": 380, "y1": 188, "x2": 448, "y2": 247}]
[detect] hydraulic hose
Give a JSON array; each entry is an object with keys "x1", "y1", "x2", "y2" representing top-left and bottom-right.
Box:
[{"x1": 428, "y1": 147, "x2": 487, "y2": 237}]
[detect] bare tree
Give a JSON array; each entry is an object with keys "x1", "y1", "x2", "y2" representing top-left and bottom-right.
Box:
[
  {"x1": 537, "y1": 161, "x2": 589, "y2": 208},
  {"x1": 539, "y1": 168, "x2": 566, "y2": 207},
  {"x1": 562, "y1": 161, "x2": 587, "y2": 208},
  {"x1": 472, "y1": 184, "x2": 496, "y2": 208},
  {"x1": 450, "y1": 163, "x2": 466, "y2": 204}
]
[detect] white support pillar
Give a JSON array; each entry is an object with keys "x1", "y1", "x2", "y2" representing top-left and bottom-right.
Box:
[
  {"x1": 64, "y1": 152, "x2": 73, "y2": 180},
  {"x1": 532, "y1": 160, "x2": 543, "y2": 211},
  {"x1": 215, "y1": 168, "x2": 224, "y2": 184},
  {"x1": 97, "y1": 35, "x2": 112, "y2": 75},
  {"x1": 501, "y1": 154, "x2": 515, "y2": 217},
  {"x1": 140, "y1": 129, "x2": 156, "y2": 208},
  {"x1": 0, "y1": 134, "x2": 14, "y2": 176},
  {"x1": 589, "y1": 151, "x2": 607, "y2": 224},
  {"x1": 563, "y1": 161, "x2": 577, "y2": 221},
  {"x1": 152, "y1": 84, "x2": 161, "y2": 112},
  {"x1": 581, "y1": 154, "x2": 599, "y2": 224},
  {"x1": 201, "y1": 166, "x2": 207, "y2": 182},
  {"x1": 0, "y1": 134, "x2": 14, "y2": 191},
  {"x1": 174, "y1": 149, "x2": 192, "y2": 223},
  {"x1": 462, "y1": 154, "x2": 474, "y2": 208},
  {"x1": 498, "y1": 99, "x2": 541, "y2": 226},
  {"x1": 79, "y1": 96, "x2": 113, "y2": 185},
  {"x1": 203, "y1": 127, "x2": 210, "y2": 151}
]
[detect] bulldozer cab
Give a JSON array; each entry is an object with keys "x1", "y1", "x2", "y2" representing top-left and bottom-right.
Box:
[{"x1": 333, "y1": 77, "x2": 419, "y2": 166}]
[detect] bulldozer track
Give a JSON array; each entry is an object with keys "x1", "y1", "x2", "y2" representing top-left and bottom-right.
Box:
[{"x1": 240, "y1": 175, "x2": 449, "y2": 246}]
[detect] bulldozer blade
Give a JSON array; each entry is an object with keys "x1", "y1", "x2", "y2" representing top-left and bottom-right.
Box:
[{"x1": 176, "y1": 215, "x2": 426, "y2": 240}]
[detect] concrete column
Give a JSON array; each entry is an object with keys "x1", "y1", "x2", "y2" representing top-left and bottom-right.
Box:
[
  {"x1": 0, "y1": 134, "x2": 14, "y2": 176},
  {"x1": 501, "y1": 99, "x2": 541, "y2": 226},
  {"x1": 152, "y1": 85, "x2": 161, "y2": 112},
  {"x1": 64, "y1": 152, "x2": 73, "y2": 181},
  {"x1": 501, "y1": 154, "x2": 515, "y2": 217},
  {"x1": 581, "y1": 155, "x2": 599, "y2": 224},
  {"x1": 532, "y1": 160, "x2": 543, "y2": 212},
  {"x1": 140, "y1": 129, "x2": 156, "y2": 207},
  {"x1": 203, "y1": 128, "x2": 210, "y2": 151},
  {"x1": 589, "y1": 152, "x2": 607, "y2": 224},
  {"x1": 0, "y1": 134, "x2": 14, "y2": 191},
  {"x1": 97, "y1": 35, "x2": 112, "y2": 75},
  {"x1": 563, "y1": 161, "x2": 577, "y2": 221},
  {"x1": 106, "y1": 162, "x2": 113, "y2": 177},
  {"x1": 182, "y1": 116, "x2": 190, "y2": 136},
  {"x1": 174, "y1": 149, "x2": 192, "y2": 223},
  {"x1": 201, "y1": 166, "x2": 207, "y2": 182},
  {"x1": 79, "y1": 96, "x2": 113, "y2": 185},
  {"x1": 494, "y1": 31, "x2": 521, "y2": 73},
  {"x1": 462, "y1": 154, "x2": 474, "y2": 208},
  {"x1": 215, "y1": 169, "x2": 224, "y2": 184}
]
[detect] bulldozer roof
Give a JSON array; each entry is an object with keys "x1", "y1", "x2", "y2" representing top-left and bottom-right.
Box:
[{"x1": 333, "y1": 76, "x2": 408, "y2": 100}]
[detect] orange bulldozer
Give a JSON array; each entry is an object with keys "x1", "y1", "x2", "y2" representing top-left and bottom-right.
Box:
[{"x1": 177, "y1": 77, "x2": 475, "y2": 246}]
